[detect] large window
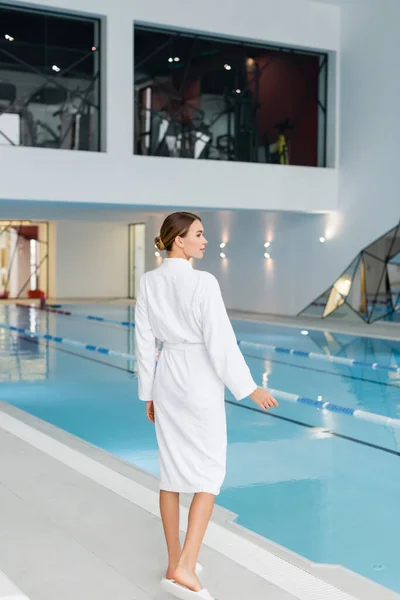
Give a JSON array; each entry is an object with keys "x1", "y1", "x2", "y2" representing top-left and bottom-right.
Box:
[
  {"x1": 134, "y1": 25, "x2": 328, "y2": 167},
  {"x1": 0, "y1": 5, "x2": 101, "y2": 151}
]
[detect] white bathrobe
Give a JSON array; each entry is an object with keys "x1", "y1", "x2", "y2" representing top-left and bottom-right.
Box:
[{"x1": 134, "y1": 257, "x2": 257, "y2": 495}]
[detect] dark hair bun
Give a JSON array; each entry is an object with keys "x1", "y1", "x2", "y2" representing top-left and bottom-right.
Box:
[{"x1": 154, "y1": 236, "x2": 165, "y2": 251}]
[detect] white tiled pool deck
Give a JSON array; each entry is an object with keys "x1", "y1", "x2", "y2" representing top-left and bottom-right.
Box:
[{"x1": 1, "y1": 399, "x2": 399, "y2": 600}]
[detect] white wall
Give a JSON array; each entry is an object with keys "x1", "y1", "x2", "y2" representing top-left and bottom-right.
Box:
[
  {"x1": 284, "y1": 0, "x2": 400, "y2": 312},
  {"x1": 133, "y1": 209, "x2": 326, "y2": 315},
  {"x1": 4, "y1": 206, "x2": 312, "y2": 312},
  {"x1": 50, "y1": 210, "x2": 324, "y2": 313},
  {"x1": 55, "y1": 221, "x2": 129, "y2": 298},
  {"x1": 0, "y1": 0, "x2": 340, "y2": 213},
  {"x1": 190, "y1": 211, "x2": 314, "y2": 315},
  {"x1": 339, "y1": 0, "x2": 400, "y2": 239}
]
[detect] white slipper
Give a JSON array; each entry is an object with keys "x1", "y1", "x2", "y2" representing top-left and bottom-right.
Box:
[
  {"x1": 161, "y1": 578, "x2": 215, "y2": 599},
  {"x1": 165, "y1": 562, "x2": 203, "y2": 581}
]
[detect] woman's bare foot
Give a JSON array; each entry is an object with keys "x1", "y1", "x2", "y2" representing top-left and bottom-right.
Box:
[
  {"x1": 166, "y1": 554, "x2": 182, "y2": 580},
  {"x1": 172, "y1": 564, "x2": 202, "y2": 592},
  {"x1": 166, "y1": 564, "x2": 177, "y2": 580}
]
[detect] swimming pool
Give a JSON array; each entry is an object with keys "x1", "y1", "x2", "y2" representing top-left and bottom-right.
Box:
[{"x1": 0, "y1": 303, "x2": 399, "y2": 593}]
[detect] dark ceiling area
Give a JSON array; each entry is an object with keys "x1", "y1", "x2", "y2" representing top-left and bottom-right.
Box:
[
  {"x1": 0, "y1": 4, "x2": 98, "y2": 77},
  {"x1": 134, "y1": 25, "x2": 321, "y2": 90}
]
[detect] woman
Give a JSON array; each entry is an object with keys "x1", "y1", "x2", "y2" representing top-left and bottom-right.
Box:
[{"x1": 134, "y1": 212, "x2": 278, "y2": 600}]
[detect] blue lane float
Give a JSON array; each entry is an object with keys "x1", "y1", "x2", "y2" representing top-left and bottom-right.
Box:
[
  {"x1": 267, "y1": 388, "x2": 400, "y2": 428},
  {"x1": 1, "y1": 322, "x2": 400, "y2": 431},
  {"x1": 238, "y1": 340, "x2": 400, "y2": 375}
]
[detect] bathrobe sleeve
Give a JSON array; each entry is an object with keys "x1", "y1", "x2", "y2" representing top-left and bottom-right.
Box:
[
  {"x1": 200, "y1": 273, "x2": 257, "y2": 401},
  {"x1": 134, "y1": 273, "x2": 157, "y2": 401}
]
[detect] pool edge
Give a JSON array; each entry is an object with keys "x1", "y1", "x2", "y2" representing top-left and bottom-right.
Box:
[{"x1": 0, "y1": 400, "x2": 398, "y2": 600}]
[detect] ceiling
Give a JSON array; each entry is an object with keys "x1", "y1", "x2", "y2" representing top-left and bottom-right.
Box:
[
  {"x1": 312, "y1": 0, "x2": 369, "y2": 4},
  {"x1": 0, "y1": 199, "x2": 231, "y2": 221}
]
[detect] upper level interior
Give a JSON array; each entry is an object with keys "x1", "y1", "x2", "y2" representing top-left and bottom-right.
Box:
[{"x1": 0, "y1": 0, "x2": 340, "y2": 212}]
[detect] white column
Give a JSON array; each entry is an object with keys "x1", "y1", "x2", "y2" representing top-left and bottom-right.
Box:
[{"x1": 103, "y1": 12, "x2": 134, "y2": 158}]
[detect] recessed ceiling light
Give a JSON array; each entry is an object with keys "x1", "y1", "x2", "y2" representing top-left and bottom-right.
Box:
[
  {"x1": 264, "y1": 252, "x2": 271, "y2": 259},
  {"x1": 319, "y1": 237, "x2": 326, "y2": 243},
  {"x1": 220, "y1": 242, "x2": 226, "y2": 248},
  {"x1": 301, "y1": 330, "x2": 309, "y2": 335},
  {"x1": 220, "y1": 252, "x2": 226, "y2": 259},
  {"x1": 224, "y1": 64, "x2": 232, "y2": 71},
  {"x1": 264, "y1": 242, "x2": 271, "y2": 248}
]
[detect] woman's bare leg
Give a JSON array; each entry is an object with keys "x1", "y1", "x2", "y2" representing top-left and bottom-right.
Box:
[
  {"x1": 160, "y1": 490, "x2": 181, "y2": 579},
  {"x1": 173, "y1": 492, "x2": 215, "y2": 592}
]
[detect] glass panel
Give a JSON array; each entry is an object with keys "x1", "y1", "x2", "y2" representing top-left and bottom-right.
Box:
[
  {"x1": 365, "y1": 225, "x2": 397, "y2": 261},
  {"x1": 134, "y1": 26, "x2": 328, "y2": 167},
  {"x1": 388, "y1": 262, "x2": 400, "y2": 309},
  {"x1": 323, "y1": 286, "x2": 345, "y2": 317},
  {"x1": 299, "y1": 288, "x2": 330, "y2": 317},
  {"x1": 369, "y1": 306, "x2": 394, "y2": 324},
  {"x1": 346, "y1": 256, "x2": 368, "y2": 320},
  {"x1": 322, "y1": 258, "x2": 362, "y2": 318},
  {"x1": 389, "y1": 251, "x2": 400, "y2": 265},
  {"x1": 332, "y1": 257, "x2": 360, "y2": 298},
  {"x1": 0, "y1": 6, "x2": 101, "y2": 151},
  {"x1": 323, "y1": 301, "x2": 365, "y2": 323},
  {"x1": 363, "y1": 252, "x2": 391, "y2": 321},
  {"x1": 382, "y1": 310, "x2": 400, "y2": 323},
  {"x1": 388, "y1": 224, "x2": 400, "y2": 260}
]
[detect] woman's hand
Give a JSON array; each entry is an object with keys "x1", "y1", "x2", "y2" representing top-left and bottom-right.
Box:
[
  {"x1": 146, "y1": 401, "x2": 155, "y2": 423},
  {"x1": 249, "y1": 387, "x2": 278, "y2": 411}
]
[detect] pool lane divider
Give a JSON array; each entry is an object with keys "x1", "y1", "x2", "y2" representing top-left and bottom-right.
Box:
[
  {"x1": 16, "y1": 304, "x2": 400, "y2": 375},
  {"x1": 1, "y1": 322, "x2": 400, "y2": 431},
  {"x1": 0, "y1": 323, "x2": 135, "y2": 362},
  {"x1": 237, "y1": 340, "x2": 400, "y2": 375},
  {"x1": 15, "y1": 303, "x2": 136, "y2": 328},
  {"x1": 266, "y1": 388, "x2": 400, "y2": 429}
]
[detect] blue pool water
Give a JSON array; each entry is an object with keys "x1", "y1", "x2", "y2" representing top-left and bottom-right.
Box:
[{"x1": 0, "y1": 303, "x2": 400, "y2": 592}]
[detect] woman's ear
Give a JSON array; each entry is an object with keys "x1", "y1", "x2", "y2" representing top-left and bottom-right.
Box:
[{"x1": 175, "y1": 236, "x2": 184, "y2": 249}]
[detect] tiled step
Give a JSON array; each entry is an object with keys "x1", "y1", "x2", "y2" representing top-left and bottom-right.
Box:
[{"x1": 0, "y1": 570, "x2": 29, "y2": 600}]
